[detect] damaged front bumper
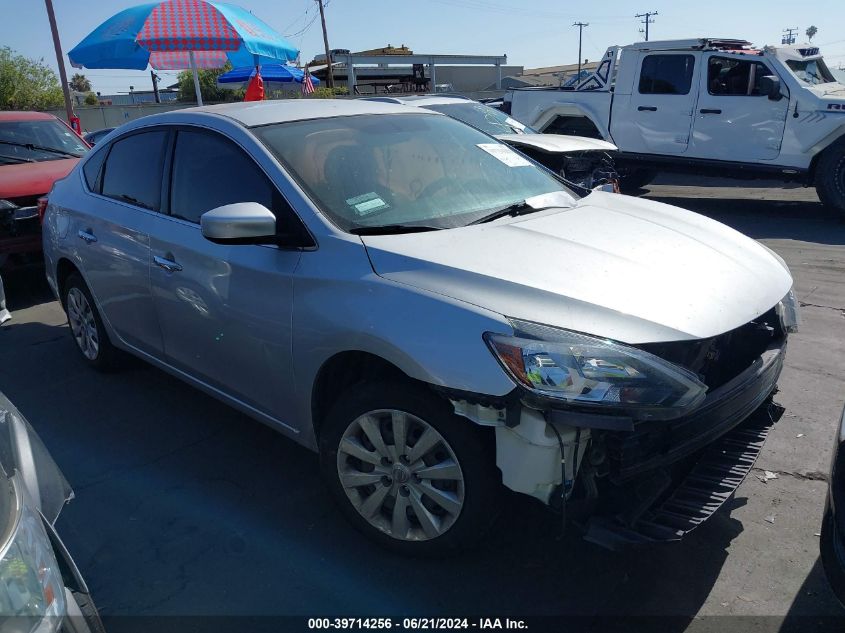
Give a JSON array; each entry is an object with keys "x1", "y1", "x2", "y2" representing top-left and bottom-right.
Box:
[{"x1": 453, "y1": 337, "x2": 787, "y2": 550}]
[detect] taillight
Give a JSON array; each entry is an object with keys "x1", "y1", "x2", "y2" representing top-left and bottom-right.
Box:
[{"x1": 37, "y1": 196, "x2": 48, "y2": 224}]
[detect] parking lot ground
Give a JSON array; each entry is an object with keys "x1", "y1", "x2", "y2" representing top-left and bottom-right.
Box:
[{"x1": 0, "y1": 176, "x2": 844, "y2": 631}]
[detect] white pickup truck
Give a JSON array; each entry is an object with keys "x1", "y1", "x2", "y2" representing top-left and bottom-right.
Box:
[{"x1": 504, "y1": 38, "x2": 845, "y2": 211}]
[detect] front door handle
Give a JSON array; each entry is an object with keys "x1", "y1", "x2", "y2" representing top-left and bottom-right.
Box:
[
  {"x1": 77, "y1": 229, "x2": 97, "y2": 244},
  {"x1": 638, "y1": 106, "x2": 658, "y2": 112},
  {"x1": 700, "y1": 108, "x2": 722, "y2": 114},
  {"x1": 153, "y1": 255, "x2": 183, "y2": 273}
]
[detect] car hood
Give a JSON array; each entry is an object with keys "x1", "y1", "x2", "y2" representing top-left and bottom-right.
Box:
[
  {"x1": 496, "y1": 133, "x2": 617, "y2": 154},
  {"x1": 361, "y1": 192, "x2": 793, "y2": 344},
  {"x1": 0, "y1": 158, "x2": 78, "y2": 199}
]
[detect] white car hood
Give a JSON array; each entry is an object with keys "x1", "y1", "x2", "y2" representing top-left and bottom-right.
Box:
[
  {"x1": 362, "y1": 192, "x2": 792, "y2": 344},
  {"x1": 496, "y1": 133, "x2": 617, "y2": 154}
]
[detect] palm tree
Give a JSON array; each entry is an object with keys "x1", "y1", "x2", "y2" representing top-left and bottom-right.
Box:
[
  {"x1": 70, "y1": 73, "x2": 91, "y2": 92},
  {"x1": 806, "y1": 26, "x2": 818, "y2": 42}
]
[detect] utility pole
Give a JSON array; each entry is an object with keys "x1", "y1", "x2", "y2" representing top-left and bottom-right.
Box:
[
  {"x1": 316, "y1": 0, "x2": 334, "y2": 89},
  {"x1": 635, "y1": 10, "x2": 658, "y2": 41},
  {"x1": 44, "y1": 0, "x2": 73, "y2": 124},
  {"x1": 782, "y1": 27, "x2": 799, "y2": 45},
  {"x1": 572, "y1": 22, "x2": 589, "y2": 82},
  {"x1": 151, "y1": 70, "x2": 161, "y2": 104}
]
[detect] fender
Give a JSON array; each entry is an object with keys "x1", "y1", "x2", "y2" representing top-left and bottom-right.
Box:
[
  {"x1": 529, "y1": 102, "x2": 613, "y2": 143},
  {"x1": 804, "y1": 120, "x2": 845, "y2": 157}
]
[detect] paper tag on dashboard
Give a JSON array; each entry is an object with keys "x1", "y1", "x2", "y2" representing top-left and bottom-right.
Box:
[
  {"x1": 477, "y1": 143, "x2": 531, "y2": 167},
  {"x1": 346, "y1": 192, "x2": 389, "y2": 216}
]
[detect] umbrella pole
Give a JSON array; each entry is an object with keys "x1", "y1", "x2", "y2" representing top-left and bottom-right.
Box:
[{"x1": 189, "y1": 50, "x2": 203, "y2": 106}]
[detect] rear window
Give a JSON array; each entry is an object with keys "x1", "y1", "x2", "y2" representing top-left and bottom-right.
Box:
[
  {"x1": 101, "y1": 131, "x2": 168, "y2": 211},
  {"x1": 639, "y1": 55, "x2": 695, "y2": 95}
]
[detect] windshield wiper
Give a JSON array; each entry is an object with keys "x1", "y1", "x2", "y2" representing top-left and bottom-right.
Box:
[
  {"x1": 469, "y1": 200, "x2": 539, "y2": 225},
  {"x1": 349, "y1": 224, "x2": 442, "y2": 235},
  {"x1": 0, "y1": 140, "x2": 81, "y2": 158},
  {"x1": 0, "y1": 154, "x2": 35, "y2": 164},
  {"x1": 117, "y1": 194, "x2": 154, "y2": 210}
]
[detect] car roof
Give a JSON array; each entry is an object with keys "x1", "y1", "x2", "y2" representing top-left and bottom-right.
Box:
[
  {"x1": 161, "y1": 98, "x2": 434, "y2": 128},
  {"x1": 0, "y1": 111, "x2": 59, "y2": 122},
  {"x1": 367, "y1": 95, "x2": 474, "y2": 108}
]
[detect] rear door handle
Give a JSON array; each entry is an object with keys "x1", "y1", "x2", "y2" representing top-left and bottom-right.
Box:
[
  {"x1": 700, "y1": 108, "x2": 722, "y2": 114},
  {"x1": 153, "y1": 255, "x2": 183, "y2": 273},
  {"x1": 638, "y1": 106, "x2": 658, "y2": 112},
  {"x1": 77, "y1": 229, "x2": 97, "y2": 244}
]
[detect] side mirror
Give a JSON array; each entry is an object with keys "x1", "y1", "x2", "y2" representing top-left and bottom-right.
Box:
[
  {"x1": 759, "y1": 75, "x2": 783, "y2": 101},
  {"x1": 200, "y1": 202, "x2": 276, "y2": 244}
]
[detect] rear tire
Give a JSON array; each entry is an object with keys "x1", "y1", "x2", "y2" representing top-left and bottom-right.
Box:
[
  {"x1": 319, "y1": 380, "x2": 500, "y2": 556},
  {"x1": 619, "y1": 168, "x2": 657, "y2": 194},
  {"x1": 815, "y1": 140, "x2": 845, "y2": 215},
  {"x1": 62, "y1": 273, "x2": 122, "y2": 371}
]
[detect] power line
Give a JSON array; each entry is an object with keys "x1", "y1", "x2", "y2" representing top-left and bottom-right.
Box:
[
  {"x1": 782, "y1": 27, "x2": 799, "y2": 45},
  {"x1": 572, "y1": 22, "x2": 589, "y2": 80},
  {"x1": 635, "y1": 10, "x2": 658, "y2": 42}
]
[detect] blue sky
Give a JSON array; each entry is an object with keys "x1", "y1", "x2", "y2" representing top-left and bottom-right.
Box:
[{"x1": 4, "y1": 0, "x2": 845, "y2": 95}]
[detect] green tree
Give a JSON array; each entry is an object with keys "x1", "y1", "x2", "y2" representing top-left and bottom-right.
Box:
[
  {"x1": 0, "y1": 47, "x2": 64, "y2": 110},
  {"x1": 806, "y1": 26, "x2": 818, "y2": 42},
  {"x1": 70, "y1": 73, "x2": 91, "y2": 92},
  {"x1": 84, "y1": 92, "x2": 98, "y2": 106},
  {"x1": 176, "y1": 62, "x2": 232, "y2": 103}
]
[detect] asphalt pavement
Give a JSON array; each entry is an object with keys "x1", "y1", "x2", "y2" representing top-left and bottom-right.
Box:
[{"x1": 0, "y1": 175, "x2": 844, "y2": 632}]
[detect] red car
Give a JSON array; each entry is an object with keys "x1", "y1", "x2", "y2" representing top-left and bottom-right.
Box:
[{"x1": 0, "y1": 111, "x2": 88, "y2": 270}]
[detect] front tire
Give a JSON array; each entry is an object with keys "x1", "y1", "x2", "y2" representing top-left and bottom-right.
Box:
[
  {"x1": 319, "y1": 381, "x2": 500, "y2": 556},
  {"x1": 62, "y1": 273, "x2": 121, "y2": 371},
  {"x1": 815, "y1": 140, "x2": 845, "y2": 215}
]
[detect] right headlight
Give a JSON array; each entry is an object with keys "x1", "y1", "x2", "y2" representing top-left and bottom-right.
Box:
[
  {"x1": 0, "y1": 483, "x2": 65, "y2": 631},
  {"x1": 485, "y1": 319, "x2": 707, "y2": 420}
]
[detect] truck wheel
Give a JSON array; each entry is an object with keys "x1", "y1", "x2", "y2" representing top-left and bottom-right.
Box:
[
  {"x1": 319, "y1": 380, "x2": 500, "y2": 556},
  {"x1": 619, "y1": 168, "x2": 657, "y2": 194},
  {"x1": 815, "y1": 141, "x2": 845, "y2": 214},
  {"x1": 62, "y1": 273, "x2": 121, "y2": 371}
]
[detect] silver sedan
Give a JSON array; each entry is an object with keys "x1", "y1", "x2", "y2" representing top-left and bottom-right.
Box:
[{"x1": 43, "y1": 100, "x2": 796, "y2": 554}]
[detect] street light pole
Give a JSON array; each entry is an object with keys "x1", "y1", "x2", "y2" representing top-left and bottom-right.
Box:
[
  {"x1": 44, "y1": 0, "x2": 73, "y2": 124},
  {"x1": 572, "y1": 22, "x2": 589, "y2": 83},
  {"x1": 317, "y1": 0, "x2": 334, "y2": 89}
]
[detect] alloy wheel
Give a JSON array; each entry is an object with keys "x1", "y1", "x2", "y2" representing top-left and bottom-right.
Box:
[
  {"x1": 336, "y1": 409, "x2": 465, "y2": 541},
  {"x1": 67, "y1": 287, "x2": 99, "y2": 360}
]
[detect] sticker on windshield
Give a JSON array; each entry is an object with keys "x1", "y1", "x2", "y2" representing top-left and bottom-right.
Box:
[
  {"x1": 505, "y1": 117, "x2": 526, "y2": 131},
  {"x1": 346, "y1": 192, "x2": 389, "y2": 216},
  {"x1": 476, "y1": 143, "x2": 532, "y2": 167}
]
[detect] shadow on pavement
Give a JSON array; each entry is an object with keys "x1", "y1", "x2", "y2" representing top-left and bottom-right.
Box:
[
  {"x1": 1, "y1": 264, "x2": 53, "y2": 312},
  {"x1": 780, "y1": 559, "x2": 845, "y2": 632},
  {"x1": 1, "y1": 316, "x2": 741, "y2": 629}
]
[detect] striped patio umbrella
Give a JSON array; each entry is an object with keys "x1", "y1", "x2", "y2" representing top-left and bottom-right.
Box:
[{"x1": 69, "y1": 0, "x2": 299, "y2": 105}]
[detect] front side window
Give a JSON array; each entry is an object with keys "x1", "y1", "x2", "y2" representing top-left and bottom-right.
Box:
[
  {"x1": 708, "y1": 56, "x2": 773, "y2": 95},
  {"x1": 786, "y1": 58, "x2": 836, "y2": 86},
  {"x1": 423, "y1": 103, "x2": 536, "y2": 136},
  {"x1": 169, "y1": 130, "x2": 275, "y2": 224},
  {"x1": 639, "y1": 54, "x2": 695, "y2": 95},
  {"x1": 253, "y1": 113, "x2": 573, "y2": 232},
  {"x1": 101, "y1": 131, "x2": 168, "y2": 211},
  {"x1": 0, "y1": 119, "x2": 88, "y2": 165}
]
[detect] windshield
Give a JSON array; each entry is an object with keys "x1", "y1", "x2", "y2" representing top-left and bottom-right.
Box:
[
  {"x1": 423, "y1": 103, "x2": 538, "y2": 136},
  {"x1": 0, "y1": 120, "x2": 88, "y2": 164},
  {"x1": 786, "y1": 58, "x2": 837, "y2": 85},
  {"x1": 254, "y1": 113, "x2": 573, "y2": 232}
]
